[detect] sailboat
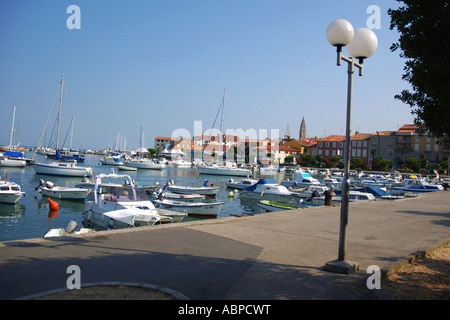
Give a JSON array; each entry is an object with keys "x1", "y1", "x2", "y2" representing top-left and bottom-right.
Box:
[
  {"x1": 124, "y1": 127, "x2": 166, "y2": 170},
  {"x1": 197, "y1": 90, "x2": 252, "y2": 177},
  {"x1": 0, "y1": 106, "x2": 27, "y2": 167},
  {"x1": 33, "y1": 76, "x2": 93, "y2": 177}
]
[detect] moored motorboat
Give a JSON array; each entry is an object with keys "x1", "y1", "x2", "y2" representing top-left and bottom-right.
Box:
[
  {"x1": 239, "y1": 178, "x2": 301, "y2": 202},
  {"x1": 197, "y1": 164, "x2": 251, "y2": 177},
  {"x1": 226, "y1": 178, "x2": 258, "y2": 190},
  {"x1": 124, "y1": 158, "x2": 166, "y2": 170},
  {"x1": 152, "y1": 198, "x2": 223, "y2": 217},
  {"x1": 44, "y1": 220, "x2": 94, "y2": 238},
  {"x1": 36, "y1": 180, "x2": 91, "y2": 200},
  {"x1": 281, "y1": 172, "x2": 321, "y2": 188},
  {"x1": 83, "y1": 173, "x2": 178, "y2": 230},
  {"x1": 257, "y1": 200, "x2": 320, "y2": 212},
  {"x1": 0, "y1": 155, "x2": 26, "y2": 167},
  {"x1": 165, "y1": 180, "x2": 220, "y2": 197},
  {"x1": 0, "y1": 179, "x2": 25, "y2": 204},
  {"x1": 33, "y1": 161, "x2": 93, "y2": 177},
  {"x1": 391, "y1": 178, "x2": 444, "y2": 193}
]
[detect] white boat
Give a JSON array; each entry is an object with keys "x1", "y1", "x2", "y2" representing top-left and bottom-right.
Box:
[
  {"x1": 100, "y1": 155, "x2": 124, "y2": 166},
  {"x1": 0, "y1": 180, "x2": 25, "y2": 204},
  {"x1": 197, "y1": 164, "x2": 252, "y2": 177},
  {"x1": 281, "y1": 172, "x2": 321, "y2": 188},
  {"x1": 44, "y1": 220, "x2": 94, "y2": 238},
  {"x1": 0, "y1": 155, "x2": 26, "y2": 167},
  {"x1": 290, "y1": 185, "x2": 331, "y2": 198},
  {"x1": 153, "y1": 198, "x2": 223, "y2": 217},
  {"x1": 172, "y1": 159, "x2": 192, "y2": 168},
  {"x1": 348, "y1": 191, "x2": 376, "y2": 202},
  {"x1": 391, "y1": 179, "x2": 444, "y2": 193},
  {"x1": 118, "y1": 165, "x2": 137, "y2": 171},
  {"x1": 152, "y1": 189, "x2": 206, "y2": 202},
  {"x1": 321, "y1": 176, "x2": 341, "y2": 187},
  {"x1": 33, "y1": 77, "x2": 93, "y2": 177},
  {"x1": 124, "y1": 158, "x2": 166, "y2": 170},
  {"x1": 165, "y1": 181, "x2": 220, "y2": 197},
  {"x1": 258, "y1": 165, "x2": 278, "y2": 176},
  {"x1": 37, "y1": 180, "x2": 91, "y2": 200},
  {"x1": 226, "y1": 178, "x2": 258, "y2": 190},
  {"x1": 239, "y1": 178, "x2": 301, "y2": 202},
  {"x1": 33, "y1": 161, "x2": 93, "y2": 177},
  {"x1": 83, "y1": 173, "x2": 182, "y2": 230}
]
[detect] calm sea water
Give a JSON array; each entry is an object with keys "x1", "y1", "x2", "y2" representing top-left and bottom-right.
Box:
[{"x1": 0, "y1": 153, "x2": 293, "y2": 242}]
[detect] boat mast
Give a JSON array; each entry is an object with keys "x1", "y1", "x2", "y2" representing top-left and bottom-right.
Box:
[
  {"x1": 56, "y1": 76, "x2": 64, "y2": 150},
  {"x1": 220, "y1": 89, "x2": 226, "y2": 163},
  {"x1": 9, "y1": 105, "x2": 16, "y2": 150}
]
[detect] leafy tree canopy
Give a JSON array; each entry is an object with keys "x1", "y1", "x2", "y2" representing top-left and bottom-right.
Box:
[{"x1": 388, "y1": 0, "x2": 450, "y2": 140}]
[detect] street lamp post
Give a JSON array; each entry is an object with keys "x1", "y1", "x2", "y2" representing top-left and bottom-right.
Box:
[{"x1": 323, "y1": 19, "x2": 378, "y2": 274}]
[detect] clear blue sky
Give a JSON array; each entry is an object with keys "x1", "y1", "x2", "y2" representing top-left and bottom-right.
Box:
[{"x1": 0, "y1": 0, "x2": 413, "y2": 151}]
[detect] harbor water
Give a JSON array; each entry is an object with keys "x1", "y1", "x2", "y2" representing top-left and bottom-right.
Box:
[{"x1": 0, "y1": 153, "x2": 296, "y2": 242}]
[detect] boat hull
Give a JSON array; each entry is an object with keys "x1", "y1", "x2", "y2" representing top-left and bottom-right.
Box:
[
  {"x1": 0, "y1": 158, "x2": 26, "y2": 167},
  {"x1": 33, "y1": 163, "x2": 93, "y2": 177},
  {"x1": 40, "y1": 187, "x2": 90, "y2": 200},
  {"x1": 0, "y1": 193, "x2": 24, "y2": 204},
  {"x1": 124, "y1": 160, "x2": 165, "y2": 170},
  {"x1": 166, "y1": 185, "x2": 220, "y2": 197},
  {"x1": 153, "y1": 200, "x2": 223, "y2": 217},
  {"x1": 198, "y1": 166, "x2": 251, "y2": 177}
]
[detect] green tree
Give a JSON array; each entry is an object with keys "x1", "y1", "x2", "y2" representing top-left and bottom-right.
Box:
[
  {"x1": 300, "y1": 154, "x2": 316, "y2": 167},
  {"x1": 350, "y1": 157, "x2": 364, "y2": 169},
  {"x1": 405, "y1": 158, "x2": 420, "y2": 171},
  {"x1": 388, "y1": 1, "x2": 450, "y2": 141},
  {"x1": 328, "y1": 155, "x2": 341, "y2": 168}
]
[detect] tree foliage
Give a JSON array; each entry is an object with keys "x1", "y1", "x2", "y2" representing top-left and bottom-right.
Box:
[{"x1": 388, "y1": 1, "x2": 450, "y2": 140}]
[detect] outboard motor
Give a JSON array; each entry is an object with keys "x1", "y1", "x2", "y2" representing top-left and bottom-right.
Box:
[
  {"x1": 65, "y1": 220, "x2": 78, "y2": 233},
  {"x1": 35, "y1": 179, "x2": 45, "y2": 191}
]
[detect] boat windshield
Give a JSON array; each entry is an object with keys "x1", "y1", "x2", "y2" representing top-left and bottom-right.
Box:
[{"x1": 104, "y1": 186, "x2": 148, "y2": 202}]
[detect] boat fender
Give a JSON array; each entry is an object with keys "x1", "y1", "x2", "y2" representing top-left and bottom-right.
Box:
[
  {"x1": 228, "y1": 191, "x2": 234, "y2": 197},
  {"x1": 86, "y1": 210, "x2": 92, "y2": 221}
]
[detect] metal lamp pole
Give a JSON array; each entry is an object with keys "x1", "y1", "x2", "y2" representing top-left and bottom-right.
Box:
[{"x1": 324, "y1": 20, "x2": 378, "y2": 274}]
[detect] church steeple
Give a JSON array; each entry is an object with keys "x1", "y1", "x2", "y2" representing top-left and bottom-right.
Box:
[
  {"x1": 284, "y1": 123, "x2": 291, "y2": 140},
  {"x1": 299, "y1": 117, "x2": 306, "y2": 140}
]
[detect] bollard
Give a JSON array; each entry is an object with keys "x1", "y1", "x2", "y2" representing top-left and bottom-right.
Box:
[{"x1": 324, "y1": 190, "x2": 336, "y2": 206}]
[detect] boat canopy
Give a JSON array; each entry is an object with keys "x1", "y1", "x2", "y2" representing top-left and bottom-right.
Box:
[
  {"x1": 244, "y1": 178, "x2": 277, "y2": 191},
  {"x1": 4, "y1": 151, "x2": 24, "y2": 158},
  {"x1": 104, "y1": 186, "x2": 148, "y2": 202}
]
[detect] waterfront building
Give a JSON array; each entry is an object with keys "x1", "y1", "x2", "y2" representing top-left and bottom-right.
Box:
[{"x1": 369, "y1": 131, "x2": 396, "y2": 166}]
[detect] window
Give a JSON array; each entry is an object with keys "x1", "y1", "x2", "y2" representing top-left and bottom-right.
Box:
[
  {"x1": 363, "y1": 141, "x2": 367, "y2": 147},
  {"x1": 325, "y1": 142, "x2": 329, "y2": 147},
  {"x1": 352, "y1": 141, "x2": 356, "y2": 147},
  {"x1": 332, "y1": 142, "x2": 336, "y2": 148},
  {"x1": 318, "y1": 142, "x2": 322, "y2": 147}
]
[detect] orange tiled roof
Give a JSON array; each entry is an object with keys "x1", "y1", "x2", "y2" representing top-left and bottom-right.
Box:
[{"x1": 317, "y1": 135, "x2": 346, "y2": 142}]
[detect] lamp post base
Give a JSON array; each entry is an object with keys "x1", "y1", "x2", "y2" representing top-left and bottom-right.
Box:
[{"x1": 323, "y1": 259, "x2": 359, "y2": 274}]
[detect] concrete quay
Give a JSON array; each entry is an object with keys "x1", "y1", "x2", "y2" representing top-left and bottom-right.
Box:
[{"x1": 0, "y1": 190, "x2": 448, "y2": 300}]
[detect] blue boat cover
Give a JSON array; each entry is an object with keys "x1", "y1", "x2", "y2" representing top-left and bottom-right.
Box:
[
  {"x1": 4, "y1": 151, "x2": 24, "y2": 158},
  {"x1": 244, "y1": 178, "x2": 277, "y2": 191}
]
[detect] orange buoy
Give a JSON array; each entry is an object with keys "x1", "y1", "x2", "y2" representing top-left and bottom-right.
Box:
[{"x1": 48, "y1": 197, "x2": 59, "y2": 210}]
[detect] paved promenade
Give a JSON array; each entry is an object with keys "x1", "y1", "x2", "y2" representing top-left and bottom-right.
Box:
[{"x1": 0, "y1": 190, "x2": 448, "y2": 300}]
